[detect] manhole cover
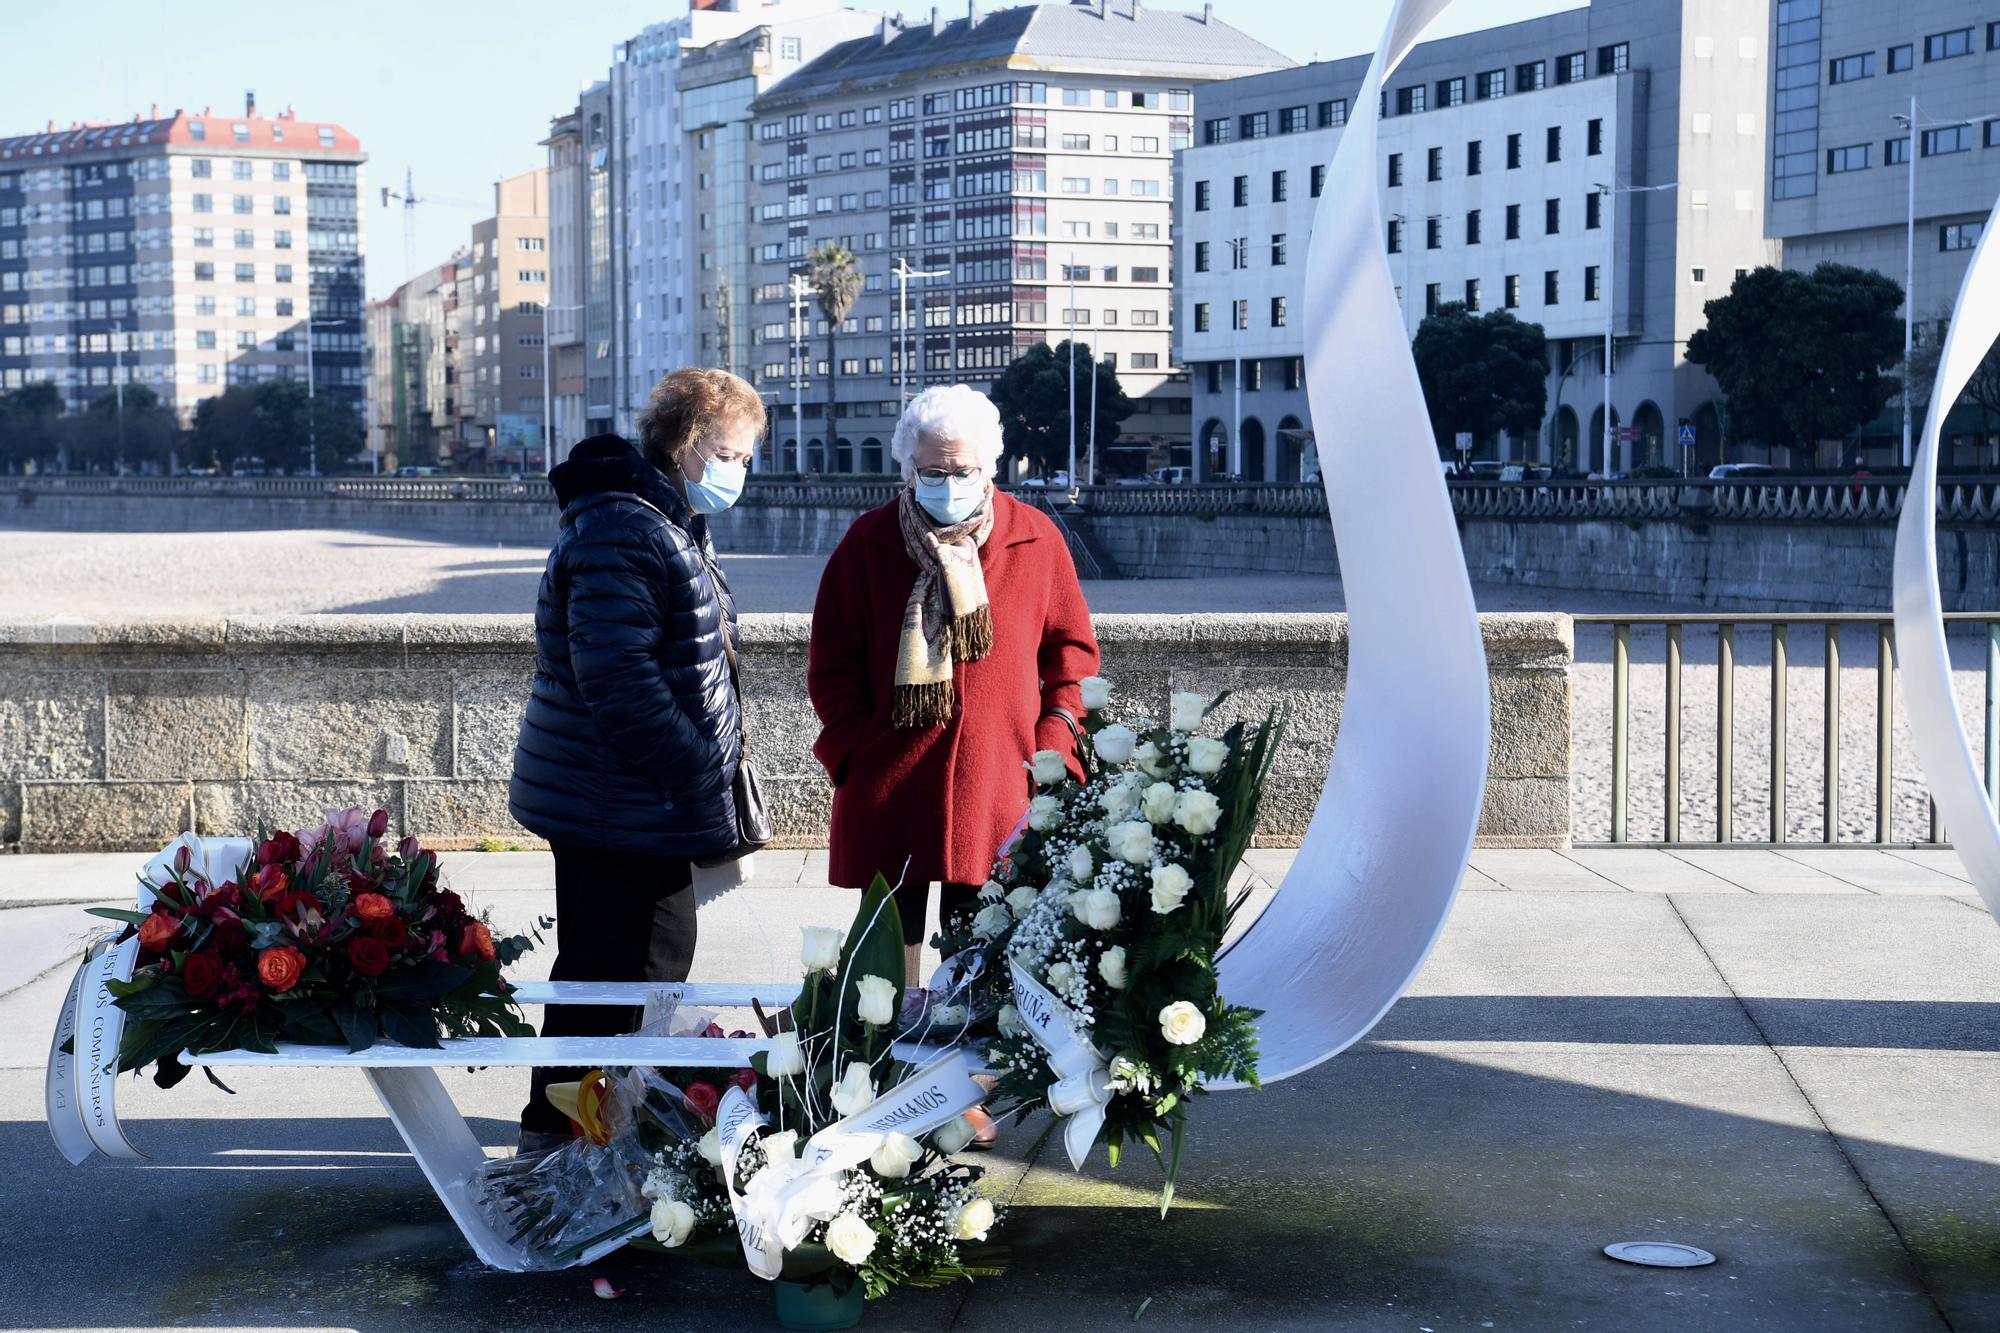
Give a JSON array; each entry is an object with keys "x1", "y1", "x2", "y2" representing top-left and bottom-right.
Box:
[{"x1": 1603, "y1": 1241, "x2": 1717, "y2": 1268}]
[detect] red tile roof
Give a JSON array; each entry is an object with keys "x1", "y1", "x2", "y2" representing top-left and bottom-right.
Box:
[{"x1": 0, "y1": 109, "x2": 362, "y2": 161}]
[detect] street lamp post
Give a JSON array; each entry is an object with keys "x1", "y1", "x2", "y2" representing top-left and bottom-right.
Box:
[
  {"x1": 1593, "y1": 179, "x2": 1676, "y2": 474},
  {"x1": 112, "y1": 319, "x2": 126, "y2": 474},
  {"x1": 1067, "y1": 252, "x2": 1078, "y2": 488},
  {"x1": 789, "y1": 273, "x2": 811, "y2": 473},
  {"x1": 1227, "y1": 236, "x2": 1247, "y2": 478},
  {"x1": 892, "y1": 257, "x2": 947, "y2": 411},
  {"x1": 540, "y1": 302, "x2": 585, "y2": 476}
]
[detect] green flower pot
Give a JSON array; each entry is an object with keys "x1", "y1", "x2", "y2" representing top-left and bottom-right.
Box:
[{"x1": 773, "y1": 1279, "x2": 864, "y2": 1330}]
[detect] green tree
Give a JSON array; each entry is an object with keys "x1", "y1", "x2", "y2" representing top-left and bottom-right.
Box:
[
  {"x1": 1686, "y1": 263, "x2": 1905, "y2": 454},
  {"x1": 808, "y1": 242, "x2": 863, "y2": 465},
  {"x1": 59, "y1": 385, "x2": 182, "y2": 473},
  {"x1": 1411, "y1": 303, "x2": 1549, "y2": 456},
  {"x1": 988, "y1": 340, "x2": 1134, "y2": 480},
  {"x1": 1907, "y1": 309, "x2": 2000, "y2": 465},
  {"x1": 0, "y1": 381, "x2": 64, "y2": 472},
  {"x1": 188, "y1": 380, "x2": 361, "y2": 474}
]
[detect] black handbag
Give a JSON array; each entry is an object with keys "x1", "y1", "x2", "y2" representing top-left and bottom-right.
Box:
[{"x1": 698, "y1": 548, "x2": 772, "y2": 865}]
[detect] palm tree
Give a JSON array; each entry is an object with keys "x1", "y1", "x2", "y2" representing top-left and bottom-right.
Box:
[{"x1": 808, "y1": 242, "x2": 863, "y2": 472}]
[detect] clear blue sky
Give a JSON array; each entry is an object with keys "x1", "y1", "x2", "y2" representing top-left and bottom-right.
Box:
[{"x1": 0, "y1": 0, "x2": 1581, "y2": 298}]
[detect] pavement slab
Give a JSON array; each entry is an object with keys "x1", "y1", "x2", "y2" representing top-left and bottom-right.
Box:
[
  {"x1": 1663, "y1": 848, "x2": 1872, "y2": 895},
  {"x1": 1564, "y1": 847, "x2": 1747, "y2": 894},
  {"x1": 1468, "y1": 848, "x2": 1623, "y2": 892}
]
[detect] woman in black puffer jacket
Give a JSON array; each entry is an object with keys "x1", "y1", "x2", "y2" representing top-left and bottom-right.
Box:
[{"x1": 509, "y1": 367, "x2": 764, "y2": 1150}]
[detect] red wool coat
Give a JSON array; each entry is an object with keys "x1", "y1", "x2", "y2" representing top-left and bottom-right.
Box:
[{"x1": 808, "y1": 492, "x2": 1101, "y2": 889}]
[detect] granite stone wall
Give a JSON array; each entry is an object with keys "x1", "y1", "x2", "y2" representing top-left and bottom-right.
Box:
[{"x1": 0, "y1": 612, "x2": 1571, "y2": 854}]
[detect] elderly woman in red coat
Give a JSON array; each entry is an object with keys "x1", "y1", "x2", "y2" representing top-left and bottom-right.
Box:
[{"x1": 808, "y1": 383, "x2": 1100, "y2": 991}]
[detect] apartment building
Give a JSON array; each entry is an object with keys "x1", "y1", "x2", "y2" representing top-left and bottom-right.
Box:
[
  {"x1": 542, "y1": 111, "x2": 587, "y2": 449},
  {"x1": 367, "y1": 253, "x2": 464, "y2": 469},
  {"x1": 466, "y1": 168, "x2": 550, "y2": 470},
  {"x1": 1179, "y1": 0, "x2": 1774, "y2": 480},
  {"x1": 746, "y1": 0, "x2": 1292, "y2": 476},
  {"x1": 0, "y1": 97, "x2": 367, "y2": 438},
  {"x1": 1765, "y1": 2, "x2": 2000, "y2": 465}
]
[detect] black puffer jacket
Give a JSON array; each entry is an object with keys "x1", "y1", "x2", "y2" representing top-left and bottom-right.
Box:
[{"x1": 508, "y1": 434, "x2": 742, "y2": 859}]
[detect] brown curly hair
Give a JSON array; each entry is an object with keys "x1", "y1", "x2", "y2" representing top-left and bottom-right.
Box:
[{"x1": 636, "y1": 367, "x2": 767, "y2": 472}]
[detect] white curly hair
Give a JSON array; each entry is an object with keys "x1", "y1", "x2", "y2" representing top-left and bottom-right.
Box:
[{"x1": 889, "y1": 384, "x2": 1004, "y2": 483}]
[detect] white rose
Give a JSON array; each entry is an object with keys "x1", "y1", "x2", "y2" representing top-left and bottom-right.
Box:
[
  {"x1": 1098, "y1": 945, "x2": 1128, "y2": 989},
  {"x1": 1093, "y1": 723, "x2": 1138, "y2": 766},
  {"x1": 1107, "y1": 1054, "x2": 1144, "y2": 1091},
  {"x1": 1172, "y1": 789, "x2": 1224, "y2": 836},
  {"x1": 1149, "y1": 863, "x2": 1193, "y2": 915},
  {"x1": 765, "y1": 1029, "x2": 805, "y2": 1077},
  {"x1": 948, "y1": 1196, "x2": 996, "y2": 1242},
  {"x1": 855, "y1": 973, "x2": 897, "y2": 1026},
  {"x1": 1106, "y1": 819, "x2": 1155, "y2": 865},
  {"x1": 825, "y1": 1211, "x2": 879, "y2": 1265},
  {"x1": 1186, "y1": 737, "x2": 1229, "y2": 775},
  {"x1": 996, "y1": 1003, "x2": 1022, "y2": 1035},
  {"x1": 869, "y1": 1130, "x2": 922, "y2": 1180},
  {"x1": 1046, "y1": 961, "x2": 1076, "y2": 993},
  {"x1": 1170, "y1": 691, "x2": 1208, "y2": 733},
  {"x1": 1159, "y1": 1000, "x2": 1207, "y2": 1046},
  {"x1": 1067, "y1": 844, "x2": 1095, "y2": 884},
  {"x1": 933, "y1": 1114, "x2": 978, "y2": 1155},
  {"x1": 1099, "y1": 781, "x2": 1141, "y2": 825},
  {"x1": 800, "y1": 925, "x2": 843, "y2": 973},
  {"x1": 650, "y1": 1197, "x2": 696, "y2": 1247},
  {"x1": 1028, "y1": 749, "x2": 1070, "y2": 787},
  {"x1": 1134, "y1": 740, "x2": 1172, "y2": 779},
  {"x1": 971, "y1": 902, "x2": 1012, "y2": 940},
  {"x1": 1027, "y1": 793, "x2": 1065, "y2": 832},
  {"x1": 1072, "y1": 885, "x2": 1121, "y2": 931},
  {"x1": 1141, "y1": 780, "x2": 1178, "y2": 825},
  {"x1": 761, "y1": 1129, "x2": 799, "y2": 1161},
  {"x1": 831, "y1": 1060, "x2": 875, "y2": 1117},
  {"x1": 697, "y1": 1127, "x2": 723, "y2": 1166},
  {"x1": 1079, "y1": 675, "x2": 1113, "y2": 711},
  {"x1": 1005, "y1": 883, "x2": 1039, "y2": 918},
  {"x1": 978, "y1": 878, "x2": 1005, "y2": 902}
]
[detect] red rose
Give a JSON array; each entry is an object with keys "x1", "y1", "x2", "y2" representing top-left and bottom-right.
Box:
[
  {"x1": 369, "y1": 916, "x2": 410, "y2": 948},
  {"x1": 195, "y1": 881, "x2": 242, "y2": 919},
  {"x1": 270, "y1": 890, "x2": 321, "y2": 924},
  {"x1": 258, "y1": 830, "x2": 301, "y2": 866},
  {"x1": 346, "y1": 936, "x2": 390, "y2": 978},
  {"x1": 436, "y1": 889, "x2": 466, "y2": 918},
  {"x1": 729, "y1": 1069, "x2": 758, "y2": 1093},
  {"x1": 251, "y1": 864, "x2": 289, "y2": 903},
  {"x1": 456, "y1": 921, "x2": 496, "y2": 963},
  {"x1": 137, "y1": 909, "x2": 180, "y2": 954},
  {"x1": 209, "y1": 918, "x2": 249, "y2": 954},
  {"x1": 682, "y1": 1082, "x2": 721, "y2": 1122},
  {"x1": 181, "y1": 952, "x2": 222, "y2": 998},
  {"x1": 351, "y1": 892, "x2": 394, "y2": 923},
  {"x1": 256, "y1": 945, "x2": 307, "y2": 993}
]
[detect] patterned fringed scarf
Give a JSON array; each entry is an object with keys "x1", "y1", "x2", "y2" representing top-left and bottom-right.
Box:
[{"x1": 893, "y1": 486, "x2": 995, "y2": 728}]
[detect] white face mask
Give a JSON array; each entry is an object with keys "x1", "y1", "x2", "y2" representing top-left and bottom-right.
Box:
[{"x1": 915, "y1": 473, "x2": 987, "y2": 524}]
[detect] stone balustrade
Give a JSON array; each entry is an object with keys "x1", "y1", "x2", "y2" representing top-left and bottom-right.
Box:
[{"x1": 0, "y1": 612, "x2": 1571, "y2": 854}]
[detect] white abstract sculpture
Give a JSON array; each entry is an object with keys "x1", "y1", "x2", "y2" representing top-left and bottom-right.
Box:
[
  {"x1": 1212, "y1": 0, "x2": 1491, "y2": 1085},
  {"x1": 1893, "y1": 190, "x2": 2000, "y2": 917}
]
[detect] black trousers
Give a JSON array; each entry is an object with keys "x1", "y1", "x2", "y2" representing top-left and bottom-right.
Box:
[
  {"x1": 520, "y1": 844, "x2": 697, "y2": 1136},
  {"x1": 893, "y1": 880, "x2": 983, "y2": 954}
]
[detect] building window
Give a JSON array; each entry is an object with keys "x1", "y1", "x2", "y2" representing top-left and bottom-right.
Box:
[
  {"x1": 1271, "y1": 233, "x2": 1287, "y2": 266},
  {"x1": 1387, "y1": 153, "x2": 1402, "y2": 187},
  {"x1": 1828, "y1": 52, "x2": 1875, "y2": 83},
  {"x1": 1772, "y1": 0, "x2": 1824, "y2": 201},
  {"x1": 1888, "y1": 43, "x2": 1913, "y2": 72},
  {"x1": 1547, "y1": 125, "x2": 1562, "y2": 162},
  {"x1": 1240, "y1": 111, "x2": 1269, "y2": 139},
  {"x1": 1271, "y1": 296, "x2": 1288, "y2": 328},
  {"x1": 1504, "y1": 274, "x2": 1522, "y2": 309},
  {"x1": 1387, "y1": 218, "x2": 1403, "y2": 253},
  {"x1": 1233, "y1": 299, "x2": 1248, "y2": 331},
  {"x1": 1597, "y1": 42, "x2": 1629, "y2": 75},
  {"x1": 1465, "y1": 278, "x2": 1482, "y2": 311},
  {"x1": 1922, "y1": 125, "x2": 1972, "y2": 156},
  {"x1": 1587, "y1": 118, "x2": 1603, "y2": 155},
  {"x1": 1543, "y1": 270, "x2": 1560, "y2": 304},
  {"x1": 1941, "y1": 221, "x2": 1984, "y2": 251},
  {"x1": 1924, "y1": 28, "x2": 1973, "y2": 61},
  {"x1": 1203, "y1": 117, "x2": 1232, "y2": 145},
  {"x1": 1826, "y1": 143, "x2": 1871, "y2": 173},
  {"x1": 1427, "y1": 147, "x2": 1442, "y2": 181},
  {"x1": 1477, "y1": 69, "x2": 1507, "y2": 100},
  {"x1": 1506, "y1": 133, "x2": 1521, "y2": 169},
  {"x1": 1505, "y1": 203, "x2": 1521, "y2": 239},
  {"x1": 1280, "y1": 105, "x2": 1308, "y2": 134},
  {"x1": 1516, "y1": 60, "x2": 1545, "y2": 92},
  {"x1": 234, "y1": 263, "x2": 254, "y2": 282},
  {"x1": 1395, "y1": 85, "x2": 1428, "y2": 115},
  {"x1": 1465, "y1": 209, "x2": 1482, "y2": 244},
  {"x1": 1310, "y1": 163, "x2": 1326, "y2": 197},
  {"x1": 1691, "y1": 267, "x2": 1707, "y2": 284},
  {"x1": 1319, "y1": 98, "x2": 1348, "y2": 128},
  {"x1": 1243, "y1": 360, "x2": 1261, "y2": 390},
  {"x1": 193, "y1": 261, "x2": 215, "y2": 280},
  {"x1": 193, "y1": 193, "x2": 213, "y2": 213},
  {"x1": 1194, "y1": 303, "x2": 1210, "y2": 332},
  {"x1": 1232, "y1": 175, "x2": 1248, "y2": 206},
  {"x1": 1425, "y1": 283, "x2": 1441, "y2": 316},
  {"x1": 1988, "y1": 121, "x2": 2000, "y2": 149},
  {"x1": 1555, "y1": 51, "x2": 1585, "y2": 84},
  {"x1": 1585, "y1": 191, "x2": 1602, "y2": 228},
  {"x1": 1437, "y1": 77, "x2": 1465, "y2": 108},
  {"x1": 1194, "y1": 179, "x2": 1210, "y2": 211},
  {"x1": 191, "y1": 158, "x2": 212, "y2": 178},
  {"x1": 1425, "y1": 216, "x2": 1442, "y2": 249},
  {"x1": 1585, "y1": 265, "x2": 1601, "y2": 301},
  {"x1": 1545, "y1": 198, "x2": 1561, "y2": 234},
  {"x1": 1194, "y1": 241, "x2": 1209, "y2": 273},
  {"x1": 1990, "y1": 20, "x2": 2000, "y2": 50},
  {"x1": 1467, "y1": 139, "x2": 1483, "y2": 175},
  {"x1": 1272, "y1": 169, "x2": 1288, "y2": 202},
  {"x1": 1886, "y1": 135, "x2": 1910, "y2": 165}
]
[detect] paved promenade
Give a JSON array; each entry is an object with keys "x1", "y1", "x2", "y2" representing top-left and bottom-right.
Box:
[{"x1": 4, "y1": 846, "x2": 1998, "y2": 1331}]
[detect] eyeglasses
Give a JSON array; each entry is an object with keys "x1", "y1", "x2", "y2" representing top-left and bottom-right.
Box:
[
  {"x1": 916, "y1": 466, "x2": 982, "y2": 482},
  {"x1": 698, "y1": 445, "x2": 754, "y2": 468}
]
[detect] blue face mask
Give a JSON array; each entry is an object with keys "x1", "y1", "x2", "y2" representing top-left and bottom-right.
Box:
[
  {"x1": 915, "y1": 473, "x2": 988, "y2": 525},
  {"x1": 684, "y1": 456, "x2": 746, "y2": 514}
]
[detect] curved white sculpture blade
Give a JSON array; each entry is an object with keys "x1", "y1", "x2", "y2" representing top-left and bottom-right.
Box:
[
  {"x1": 1213, "y1": 0, "x2": 1491, "y2": 1086},
  {"x1": 1892, "y1": 190, "x2": 2000, "y2": 918}
]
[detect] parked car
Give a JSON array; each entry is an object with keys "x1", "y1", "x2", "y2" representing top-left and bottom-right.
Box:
[
  {"x1": 1707, "y1": 463, "x2": 1778, "y2": 480},
  {"x1": 1018, "y1": 470, "x2": 1072, "y2": 489},
  {"x1": 1466, "y1": 462, "x2": 1506, "y2": 480},
  {"x1": 1151, "y1": 466, "x2": 1194, "y2": 485}
]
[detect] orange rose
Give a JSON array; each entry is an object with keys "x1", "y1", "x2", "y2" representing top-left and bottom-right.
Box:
[
  {"x1": 457, "y1": 921, "x2": 496, "y2": 963},
  {"x1": 351, "y1": 892, "x2": 394, "y2": 923},
  {"x1": 256, "y1": 945, "x2": 307, "y2": 993},
  {"x1": 137, "y1": 910, "x2": 180, "y2": 954},
  {"x1": 251, "y1": 864, "x2": 289, "y2": 902}
]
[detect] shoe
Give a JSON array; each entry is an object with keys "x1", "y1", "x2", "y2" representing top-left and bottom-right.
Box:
[
  {"x1": 516, "y1": 1128, "x2": 572, "y2": 1157},
  {"x1": 962, "y1": 1105, "x2": 1000, "y2": 1151}
]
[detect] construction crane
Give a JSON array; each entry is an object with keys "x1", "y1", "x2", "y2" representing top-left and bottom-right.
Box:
[{"x1": 379, "y1": 168, "x2": 484, "y2": 286}]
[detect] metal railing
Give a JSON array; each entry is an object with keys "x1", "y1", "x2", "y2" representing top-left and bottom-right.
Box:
[
  {"x1": 1452, "y1": 476, "x2": 2000, "y2": 523},
  {"x1": 1581, "y1": 613, "x2": 2000, "y2": 849}
]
